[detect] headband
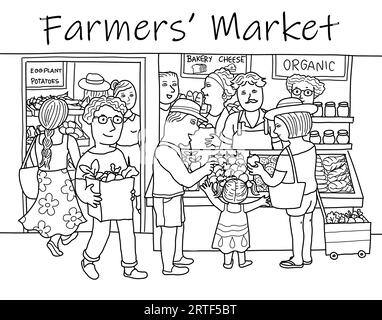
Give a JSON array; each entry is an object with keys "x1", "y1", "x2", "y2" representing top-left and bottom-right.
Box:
[{"x1": 208, "y1": 73, "x2": 225, "y2": 91}]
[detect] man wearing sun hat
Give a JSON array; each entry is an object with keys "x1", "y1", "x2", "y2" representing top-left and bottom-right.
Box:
[{"x1": 153, "y1": 98, "x2": 215, "y2": 275}]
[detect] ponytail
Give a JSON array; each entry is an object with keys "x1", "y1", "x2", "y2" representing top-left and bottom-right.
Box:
[
  {"x1": 39, "y1": 129, "x2": 54, "y2": 168},
  {"x1": 212, "y1": 182, "x2": 224, "y2": 198}
]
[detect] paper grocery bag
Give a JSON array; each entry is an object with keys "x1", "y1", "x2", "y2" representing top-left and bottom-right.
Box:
[{"x1": 86, "y1": 178, "x2": 135, "y2": 221}]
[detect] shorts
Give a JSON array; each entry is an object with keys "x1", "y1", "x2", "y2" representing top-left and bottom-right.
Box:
[
  {"x1": 153, "y1": 196, "x2": 185, "y2": 227},
  {"x1": 286, "y1": 191, "x2": 317, "y2": 217}
]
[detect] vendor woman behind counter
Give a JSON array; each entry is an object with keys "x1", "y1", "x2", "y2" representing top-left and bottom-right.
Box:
[{"x1": 219, "y1": 72, "x2": 281, "y2": 150}]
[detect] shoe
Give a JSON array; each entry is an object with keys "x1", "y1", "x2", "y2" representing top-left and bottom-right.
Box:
[
  {"x1": 290, "y1": 256, "x2": 312, "y2": 265},
  {"x1": 123, "y1": 268, "x2": 148, "y2": 280},
  {"x1": 47, "y1": 241, "x2": 63, "y2": 257},
  {"x1": 81, "y1": 259, "x2": 99, "y2": 280},
  {"x1": 279, "y1": 260, "x2": 304, "y2": 269},
  {"x1": 223, "y1": 261, "x2": 233, "y2": 269},
  {"x1": 239, "y1": 260, "x2": 253, "y2": 268},
  {"x1": 174, "y1": 256, "x2": 194, "y2": 266},
  {"x1": 162, "y1": 266, "x2": 189, "y2": 276},
  {"x1": 61, "y1": 232, "x2": 78, "y2": 246}
]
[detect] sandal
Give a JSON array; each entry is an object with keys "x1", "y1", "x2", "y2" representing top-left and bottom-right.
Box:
[
  {"x1": 47, "y1": 241, "x2": 63, "y2": 257},
  {"x1": 290, "y1": 256, "x2": 312, "y2": 266},
  {"x1": 279, "y1": 260, "x2": 303, "y2": 269}
]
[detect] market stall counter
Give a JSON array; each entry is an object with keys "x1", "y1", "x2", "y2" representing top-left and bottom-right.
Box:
[{"x1": 145, "y1": 149, "x2": 363, "y2": 251}]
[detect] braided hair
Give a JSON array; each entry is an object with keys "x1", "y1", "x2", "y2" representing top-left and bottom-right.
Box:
[{"x1": 38, "y1": 98, "x2": 69, "y2": 169}]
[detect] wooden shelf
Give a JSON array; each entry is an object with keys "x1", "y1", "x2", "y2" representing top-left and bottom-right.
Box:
[
  {"x1": 315, "y1": 143, "x2": 352, "y2": 150},
  {"x1": 312, "y1": 117, "x2": 354, "y2": 123}
]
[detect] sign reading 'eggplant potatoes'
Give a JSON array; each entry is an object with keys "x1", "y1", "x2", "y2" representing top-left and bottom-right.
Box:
[
  {"x1": 272, "y1": 55, "x2": 350, "y2": 80},
  {"x1": 26, "y1": 61, "x2": 67, "y2": 89},
  {"x1": 181, "y1": 54, "x2": 250, "y2": 78}
]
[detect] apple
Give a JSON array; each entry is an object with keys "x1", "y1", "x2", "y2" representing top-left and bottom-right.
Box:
[{"x1": 247, "y1": 155, "x2": 260, "y2": 167}]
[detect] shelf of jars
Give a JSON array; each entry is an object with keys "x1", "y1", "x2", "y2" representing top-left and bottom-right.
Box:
[{"x1": 312, "y1": 117, "x2": 354, "y2": 123}]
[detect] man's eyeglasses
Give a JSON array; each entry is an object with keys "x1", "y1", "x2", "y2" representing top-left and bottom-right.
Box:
[
  {"x1": 94, "y1": 115, "x2": 123, "y2": 125},
  {"x1": 292, "y1": 88, "x2": 314, "y2": 97}
]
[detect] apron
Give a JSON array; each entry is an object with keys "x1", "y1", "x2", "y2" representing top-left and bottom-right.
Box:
[{"x1": 232, "y1": 111, "x2": 272, "y2": 150}]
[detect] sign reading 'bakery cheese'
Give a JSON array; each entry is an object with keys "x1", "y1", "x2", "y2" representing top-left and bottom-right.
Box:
[
  {"x1": 181, "y1": 54, "x2": 250, "y2": 78},
  {"x1": 272, "y1": 55, "x2": 349, "y2": 80},
  {"x1": 26, "y1": 62, "x2": 67, "y2": 89}
]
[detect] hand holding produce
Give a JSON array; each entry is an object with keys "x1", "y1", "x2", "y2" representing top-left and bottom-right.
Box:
[
  {"x1": 247, "y1": 154, "x2": 260, "y2": 167},
  {"x1": 247, "y1": 162, "x2": 265, "y2": 177}
]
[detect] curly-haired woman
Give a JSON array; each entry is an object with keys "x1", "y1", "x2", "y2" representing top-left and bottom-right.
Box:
[
  {"x1": 286, "y1": 74, "x2": 325, "y2": 104},
  {"x1": 219, "y1": 72, "x2": 282, "y2": 150},
  {"x1": 76, "y1": 96, "x2": 147, "y2": 280},
  {"x1": 19, "y1": 98, "x2": 85, "y2": 257}
]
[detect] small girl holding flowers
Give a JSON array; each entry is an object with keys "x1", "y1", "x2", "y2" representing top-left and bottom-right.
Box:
[{"x1": 201, "y1": 178, "x2": 269, "y2": 269}]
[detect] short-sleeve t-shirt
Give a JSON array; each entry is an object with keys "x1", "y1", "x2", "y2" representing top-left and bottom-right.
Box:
[
  {"x1": 76, "y1": 148, "x2": 128, "y2": 179},
  {"x1": 275, "y1": 146, "x2": 317, "y2": 194}
]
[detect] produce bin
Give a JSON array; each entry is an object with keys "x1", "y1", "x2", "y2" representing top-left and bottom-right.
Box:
[
  {"x1": 324, "y1": 221, "x2": 371, "y2": 260},
  {"x1": 317, "y1": 191, "x2": 371, "y2": 260}
]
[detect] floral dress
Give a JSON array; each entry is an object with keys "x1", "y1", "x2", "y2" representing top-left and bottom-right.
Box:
[
  {"x1": 19, "y1": 135, "x2": 86, "y2": 238},
  {"x1": 212, "y1": 204, "x2": 250, "y2": 254}
]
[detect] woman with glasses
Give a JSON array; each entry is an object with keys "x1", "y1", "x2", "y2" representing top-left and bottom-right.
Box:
[
  {"x1": 286, "y1": 74, "x2": 325, "y2": 104},
  {"x1": 75, "y1": 96, "x2": 147, "y2": 280}
]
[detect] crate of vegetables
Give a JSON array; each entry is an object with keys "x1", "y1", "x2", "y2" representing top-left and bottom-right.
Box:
[
  {"x1": 324, "y1": 209, "x2": 371, "y2": 260},
  {"x1": 80, "y1": 160, "x2": 138, "y2": 221}
]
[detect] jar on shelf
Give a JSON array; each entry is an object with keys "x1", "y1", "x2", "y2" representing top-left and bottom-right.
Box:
[
  {"x1": 313, "y1": 102, "x2": 323, "y2": 117},
  {"x1": 336, "y1": 129, "x2": 350, "y2": 144},
  {"x1": 337, "y1": 101, "x2": 350, "y2": 117},
  {"x1": 310, "y1": 130, "x2": 321, "y2": 144},
  {"x1": 324, "y1": 102, "x2": 336, "y2": 117},
  {"x1": 323, "y1": 130, "x2": 335, "y2": 144}
]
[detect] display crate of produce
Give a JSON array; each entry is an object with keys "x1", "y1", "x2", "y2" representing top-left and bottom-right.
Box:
[
  {"x1": 323, "y1": 209, "x2": 371, "y2": 260},
  {"x1": 180, "y1": 149, "x2": 363, "y2": 208}
]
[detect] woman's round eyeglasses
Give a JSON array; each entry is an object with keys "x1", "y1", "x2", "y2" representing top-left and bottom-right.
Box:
[
  {"x1": 94, "y1": 115, "x2": 123, "y2": 124},
  {"x1": 292, "y1": 88, "x2": 314, "y2": 97}
]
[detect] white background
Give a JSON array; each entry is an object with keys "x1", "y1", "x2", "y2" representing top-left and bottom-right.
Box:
[{"x1": 1, "y1": 0, "x2": 382, "y2": 300}]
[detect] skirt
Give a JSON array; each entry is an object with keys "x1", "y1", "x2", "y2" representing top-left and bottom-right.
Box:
[
  {"x1": 19, "y1": 168, "x2": 86, "y2": 238},
  {"x1": 212, "y1": 208, "x2": 250, "y2": 254}
]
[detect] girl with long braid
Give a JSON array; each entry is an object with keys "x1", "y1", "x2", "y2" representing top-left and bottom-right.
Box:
[{"x1": 20, "y1": 98, "x2": 86, "y2": 257}]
